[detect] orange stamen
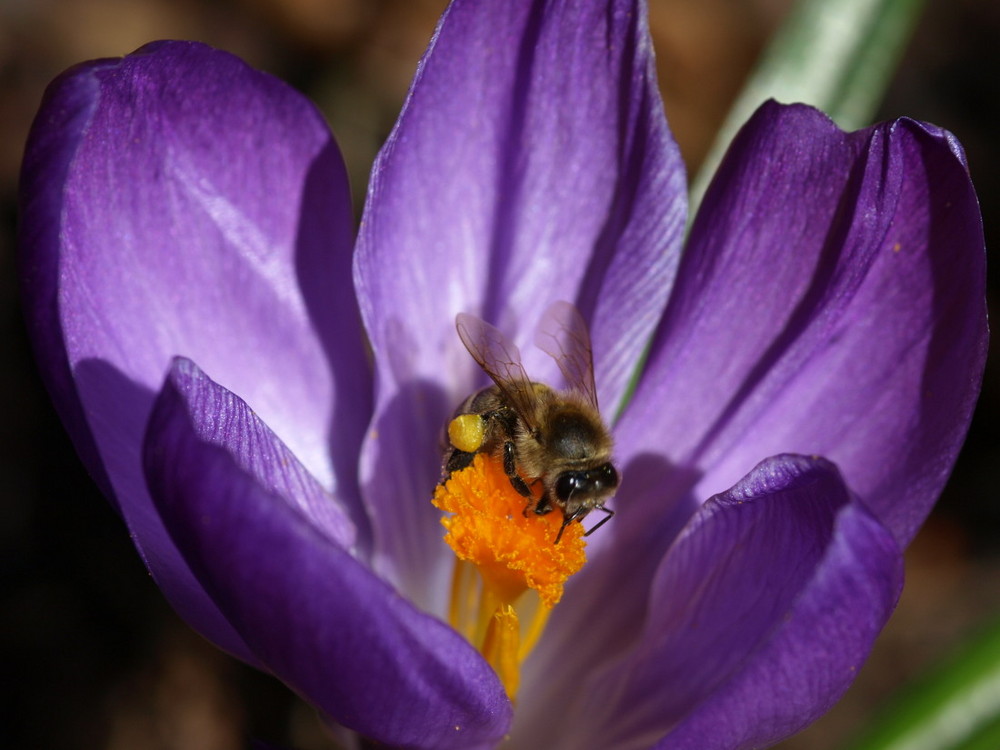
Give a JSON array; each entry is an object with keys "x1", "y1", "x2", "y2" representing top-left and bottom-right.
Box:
[{"x1": 432, "y1": 454, "x2": 588, "y2": 699}]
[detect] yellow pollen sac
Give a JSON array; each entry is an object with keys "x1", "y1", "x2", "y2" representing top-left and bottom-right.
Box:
[
  {"x1": 448, "y1": 413, "x2": 485, "y2": 453},
  {"x1": 432, "y1": 453, "x2": 587, "y2": 700}
]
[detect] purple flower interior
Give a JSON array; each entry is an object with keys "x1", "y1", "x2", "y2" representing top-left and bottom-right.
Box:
[{"x1": 17, "y1": 0, "x2": 987, "y2": 747}]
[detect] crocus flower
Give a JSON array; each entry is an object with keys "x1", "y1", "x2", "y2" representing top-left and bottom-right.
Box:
[{"x1": 19, "y1": 0, "x2": 986, "y2": 747}]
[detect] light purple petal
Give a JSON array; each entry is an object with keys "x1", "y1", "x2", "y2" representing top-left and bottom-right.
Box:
[
  {"x1": 354, "y1": 0, "x2": 686, "y2": 610},
  {"x1": 143, "y1": 359, "x2": 511, "y2": 749},
  {"x1": 514, "y1": 455, "x2": 901, "y2": 749},
  {"x1": 617, "y1": 101, "x2": 987, "y2": 546},
  {"x1": 19, "y1": 41, "x2": 369, "y2": 661}
]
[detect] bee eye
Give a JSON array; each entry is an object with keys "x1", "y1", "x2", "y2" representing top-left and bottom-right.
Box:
[
  {"x1": 555, "y1": 472, "x2": 586, "y2": 502},
  {"x1": 601, "y1": 463, "x2": 619, "y2": 488}
]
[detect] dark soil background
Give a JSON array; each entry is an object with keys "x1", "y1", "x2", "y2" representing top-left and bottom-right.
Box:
[{"x1": 1, "y1": 1, "x2": 997, "y2": 748}]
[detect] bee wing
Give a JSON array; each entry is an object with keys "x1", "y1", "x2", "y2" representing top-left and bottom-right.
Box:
[
  {"x1": 456, "y1": 312, "x2": 540, "y2": 429},
  {"x1": 535, "y1": 300, "x2": 599, "y2": 410}
]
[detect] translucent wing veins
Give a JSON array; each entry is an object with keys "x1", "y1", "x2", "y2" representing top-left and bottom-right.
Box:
[
  {"x1": 455, "y1": 313, "x2": 540, "y2": 431},
  {"x1": 535, "y1": 300, "x2": 599, "y2": 410}
]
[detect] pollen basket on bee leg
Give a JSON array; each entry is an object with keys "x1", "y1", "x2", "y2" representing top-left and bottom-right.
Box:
[
  {"x1": 448, "y1": 413, "x2": 486, "y2": 453},
  {"x1": 432, "y1": 453, "x2": 587, "y2": 700}
]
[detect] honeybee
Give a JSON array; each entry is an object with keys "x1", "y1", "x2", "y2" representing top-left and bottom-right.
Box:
[{"x1": 442, "y1": 301, "x2": 618, "y2": 544}]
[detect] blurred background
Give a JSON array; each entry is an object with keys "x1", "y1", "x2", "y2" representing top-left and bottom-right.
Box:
[{"x1": 1, "y1": 1, "x2": 997, "y2": 748}]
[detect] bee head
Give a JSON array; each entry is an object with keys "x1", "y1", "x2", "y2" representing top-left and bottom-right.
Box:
[{"x1": 554, "y1": 462, "x2": 618, "y2": 506}]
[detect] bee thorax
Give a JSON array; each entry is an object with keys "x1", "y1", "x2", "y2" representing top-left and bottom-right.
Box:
[{"x1": 546, "y1": 408, "x2": 604, "y2": 459}]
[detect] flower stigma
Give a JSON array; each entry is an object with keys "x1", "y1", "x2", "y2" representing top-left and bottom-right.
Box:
[{"x1": 432, "y1": 453, "x2": 587, "y2": 699}]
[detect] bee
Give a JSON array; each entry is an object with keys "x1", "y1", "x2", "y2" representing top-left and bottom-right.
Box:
[{"x1": 442, "y1": 301, "x2": 618, "y2": 544}]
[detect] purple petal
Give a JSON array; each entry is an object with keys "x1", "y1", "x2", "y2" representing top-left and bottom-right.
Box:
[
  {"x1": 143, "y1": 359, "x2": 511, "y2": 749},
  {"x1": 19, "y1": 42, "x2": 369, "y2": 660},
  {"x1": 514, "y1": 455, "x2": 901, "y2": 749},
  {"x1": 654, "y1": 485, "x2": 902, "y2": 748},
  {"x1": 617, "y1": 101, "x2": 987, "y2": 546},
  {"x1": 156, "y1": 358, "x2": 356, "y2": 550},
  {"x1": 354, "y1": 0, "x2": 686, "y2": 609}
]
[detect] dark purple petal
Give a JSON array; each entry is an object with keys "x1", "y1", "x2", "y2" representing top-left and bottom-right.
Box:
[
  {"x1": 354, "y1": 0, "x2": 686, "y2": 610},
  {"x1": 538, "y1": 105, "x2": 985, "y2": 738},
  {"x1": 144, "y1": 359, "x2": 511, "y2": 749},
  {"x1": 617, "y1": 101, "x2": 987, "y2": 546},
  {"x1": 19, "y1": 41, "x2": 369, "y2": 661},
  {"x1": 514, "y1": 455, "x2": 901, "y2": 749},
  {"x1": 653, "y1": 489, "x2": 902, "y2": 748}
]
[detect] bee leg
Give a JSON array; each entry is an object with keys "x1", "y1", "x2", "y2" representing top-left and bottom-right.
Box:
[
  {"x1": 553, "y1": 505, "x2": 591, "y2": 544},
  {"x1": 442, "y1": 448, "x2": 475, "y2": 482},
  {"x1": 503, "y1": 441, "x2": 534, "y2": 498},
  {"x1": 554, "y1": 516, "x2": 572, "y2": 545},
  {"x1": 521, "y1": 493, "x2": 554, "y2": 519},
  {"x1": 583, "y1": 505, "x2": 615, "y2": 537}
]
